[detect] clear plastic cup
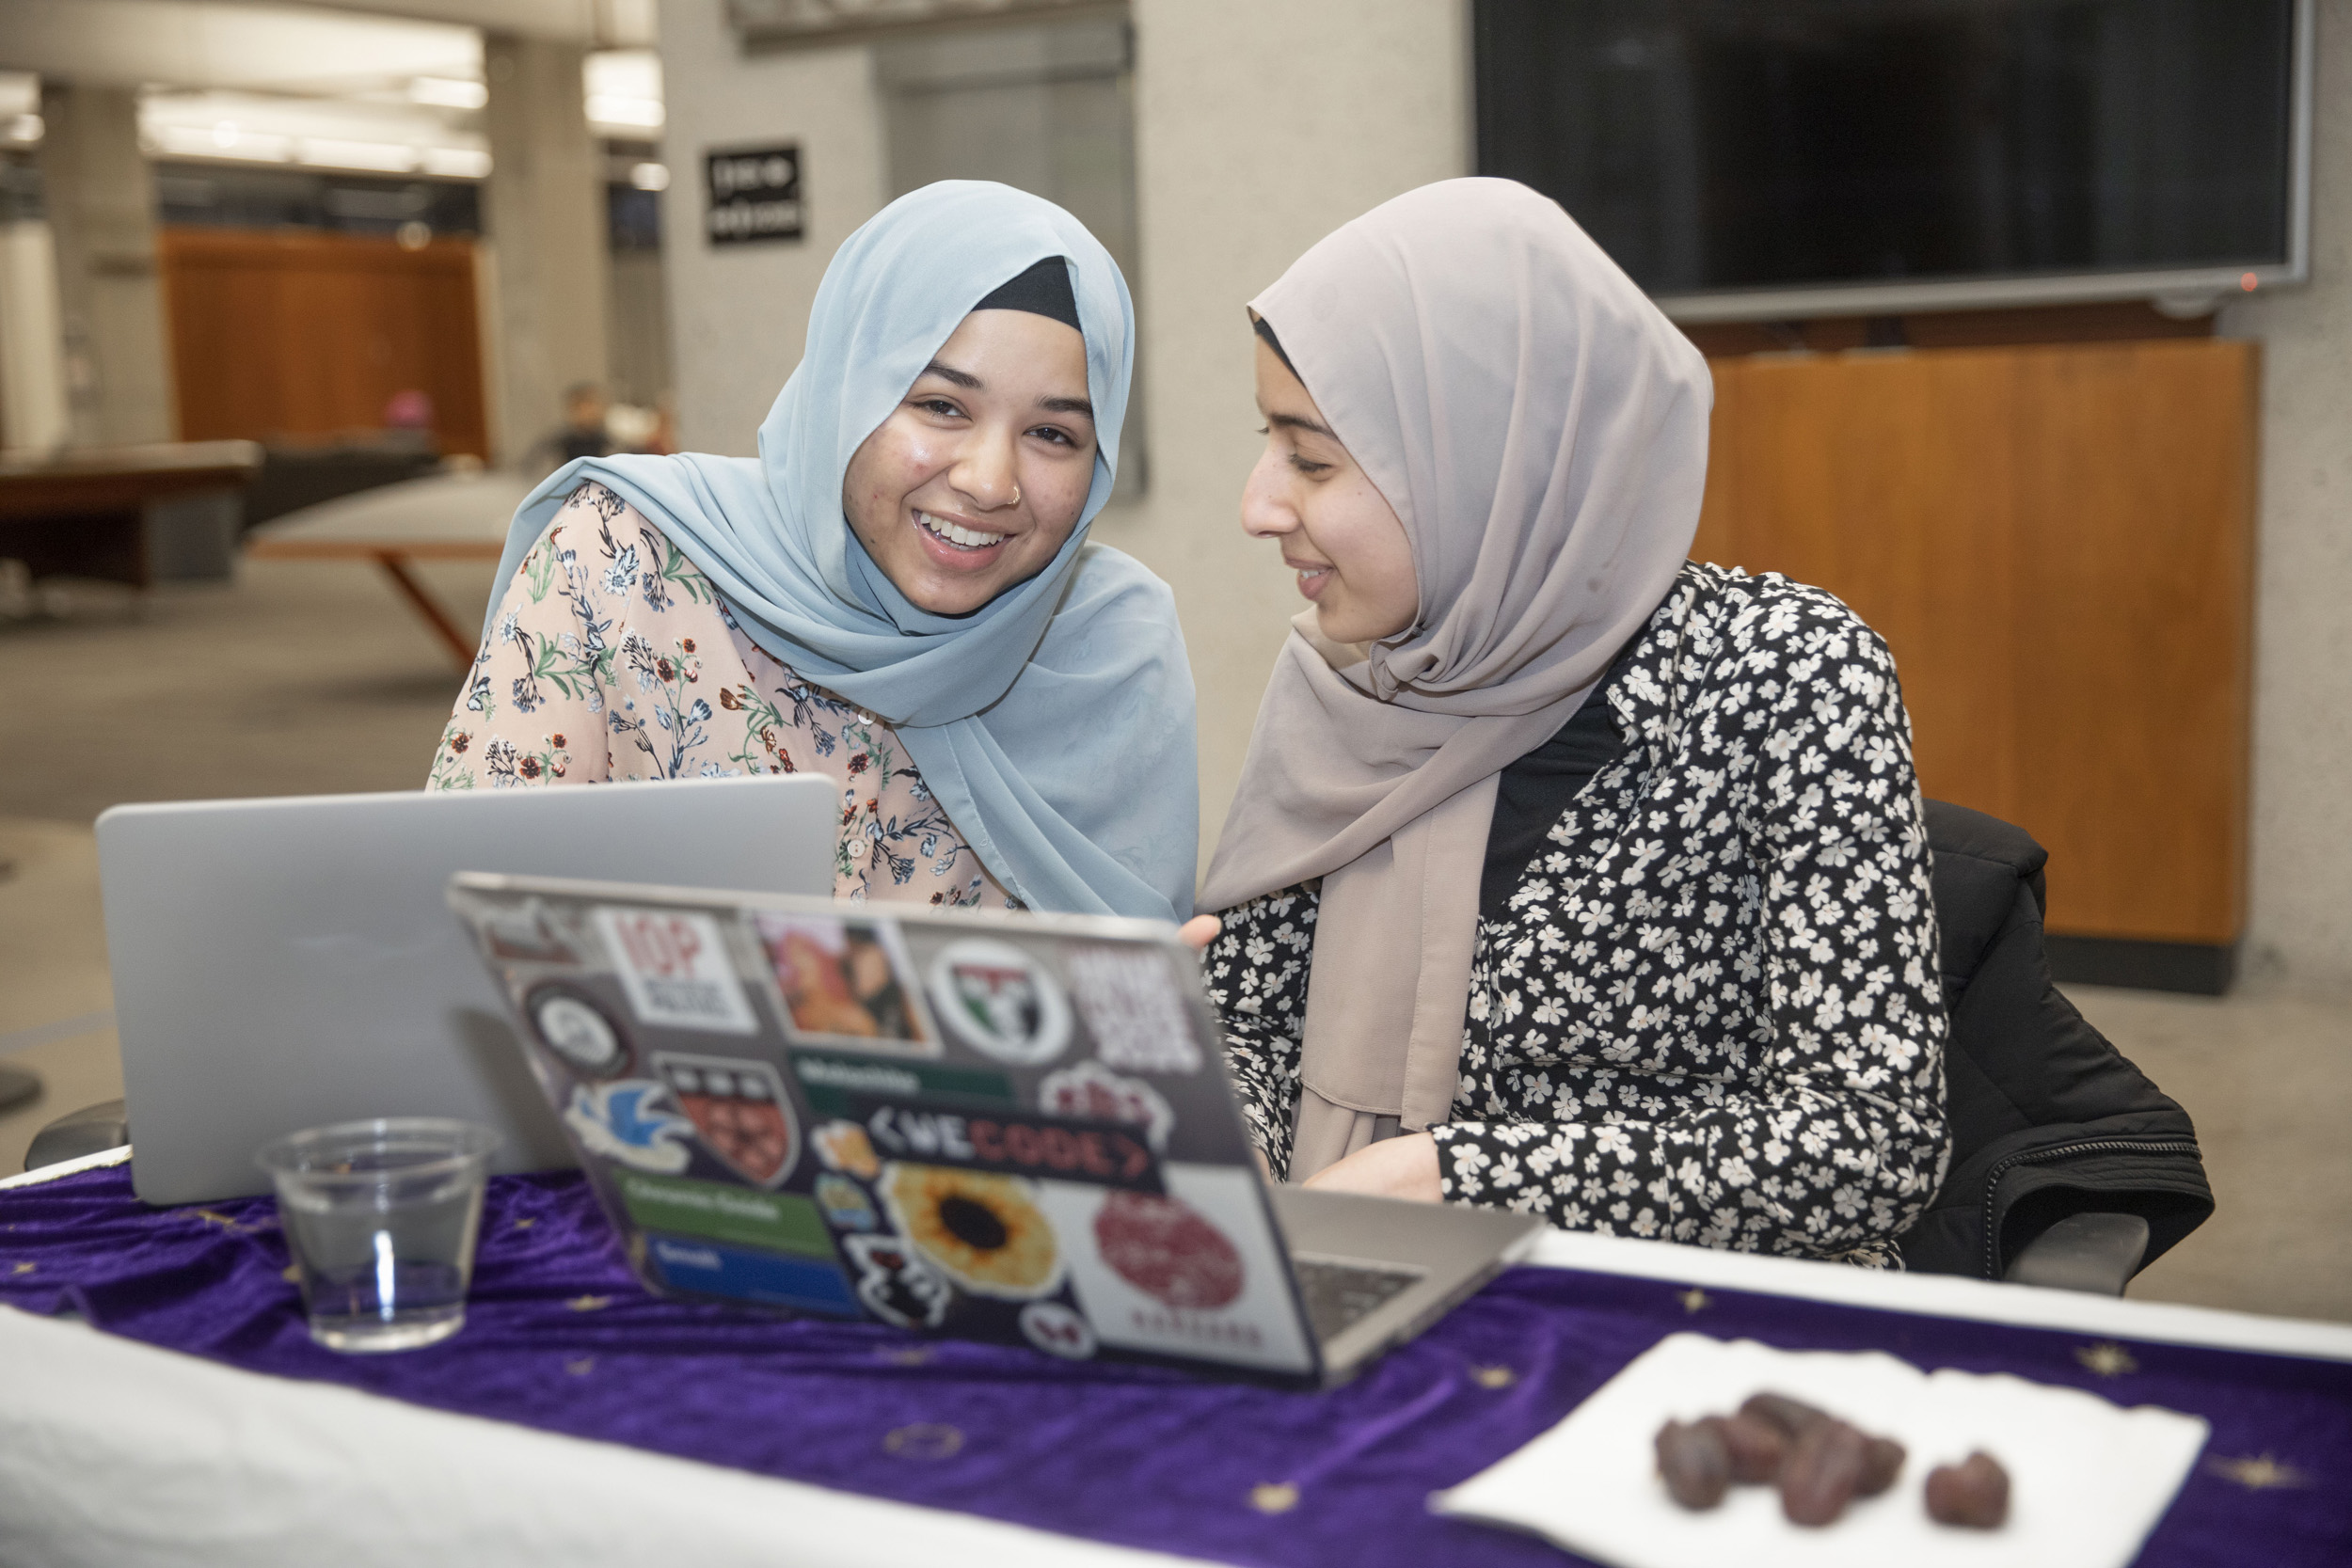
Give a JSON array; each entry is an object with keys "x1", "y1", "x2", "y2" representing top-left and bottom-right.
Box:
[{"x1": 255, "y1": 1117, "x2": 500, "y2": 1353}]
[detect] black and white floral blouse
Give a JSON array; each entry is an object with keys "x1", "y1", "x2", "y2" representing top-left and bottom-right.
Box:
[{"x1": 1205, "y1": 562, "x2": 1951, "y2": 1265}]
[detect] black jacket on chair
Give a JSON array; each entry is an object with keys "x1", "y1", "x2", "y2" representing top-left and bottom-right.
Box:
[{"x1": 1896, "y1": 801, "x2": 2216, "y2": 1279}]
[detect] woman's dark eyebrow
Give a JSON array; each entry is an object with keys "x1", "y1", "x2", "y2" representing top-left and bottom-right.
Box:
[
  {"x1": 917, "y1": 359, "x2": 1090, "y2": 420},
  {"x1": 918, "y1": 359, "x2": 982, "y2": 388},
  {"x1": 1267, "y1": 410, "x2": 1338, "y2": 440}
]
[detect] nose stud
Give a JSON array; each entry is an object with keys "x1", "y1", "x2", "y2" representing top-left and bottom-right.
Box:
[{"x1": 1010, "y1": 484, "x2": 1022, "y2": 507}]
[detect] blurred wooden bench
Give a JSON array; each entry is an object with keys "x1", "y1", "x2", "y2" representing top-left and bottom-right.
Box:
[{"x1": 0, "y1": 441, "x2": 262, "y2": 589}]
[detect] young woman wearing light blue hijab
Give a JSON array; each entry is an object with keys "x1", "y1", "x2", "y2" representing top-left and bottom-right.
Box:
[{"x1": 427, "y1": 182, "x2": 1199, "y2": 922}]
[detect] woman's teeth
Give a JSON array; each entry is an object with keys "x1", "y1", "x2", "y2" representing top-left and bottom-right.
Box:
[{"x1": 917, "y1": 512, "x2": 1009, "y2": 550}]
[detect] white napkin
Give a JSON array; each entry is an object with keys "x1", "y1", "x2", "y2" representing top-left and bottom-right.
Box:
[{"x1": 1431, "y1": 1334, "x2": 2208, "y2": 1568}]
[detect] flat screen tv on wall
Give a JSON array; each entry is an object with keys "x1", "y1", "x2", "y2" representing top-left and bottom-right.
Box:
[{"x1": 1474, "y1": 0, "x2": 2311, "y2": 321}]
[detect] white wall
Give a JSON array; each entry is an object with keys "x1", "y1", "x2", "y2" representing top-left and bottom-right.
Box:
[
  {"x1": 660, "y1": 0, "x2": 886, "y2": 456},
  {"x1": 2220, "y1": 0, "x2": 2352, "y2": 994},
  {"x1": 1104, "y1": 0, "x2": 1471, "y2": 861}
]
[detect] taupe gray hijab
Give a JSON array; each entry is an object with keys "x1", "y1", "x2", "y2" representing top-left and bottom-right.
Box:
[{"x1": 1198, "y1": 179, "x2": 1712, "y2": 1179}]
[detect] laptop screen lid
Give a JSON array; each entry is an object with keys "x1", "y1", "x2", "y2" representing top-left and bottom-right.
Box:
[
  {"x1": 98, "y1": 776, "x2": 837, "y2": 1206},
  {"x1": 449, "y1": 872, "x2": 1327, "y2": 1383}
]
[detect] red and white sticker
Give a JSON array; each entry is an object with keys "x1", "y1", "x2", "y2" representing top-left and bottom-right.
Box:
[
  {"x1": 593, "y1": 907, "x2": 758, "y2": 1035},
  {"x1": 1033, "y1": 1164, "x2": 1312, "y2": 1375},
  {"x1": 1038, "y1": 1060, "x2": 1174, "y2": 1152},
  {"x1": 1019, "y1": 1300, "x2": 1098, "y2": 1361}
]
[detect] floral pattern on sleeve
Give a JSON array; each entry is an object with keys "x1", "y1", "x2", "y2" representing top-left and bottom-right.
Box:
[
  {"x1": 427, "y1": 483, "x2": 1016, "y2": 909},
  {"x1": 1200, "y1": 884, "x2": 1320, "y2": 1180}
]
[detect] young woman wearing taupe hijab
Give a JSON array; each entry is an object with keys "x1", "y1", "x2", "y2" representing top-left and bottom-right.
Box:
[{"x1": 1198, "y1": 179, "x2": 1951, "y2": 1265}]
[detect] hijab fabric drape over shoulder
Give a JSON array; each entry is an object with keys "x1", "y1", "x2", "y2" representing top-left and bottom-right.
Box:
[
  {"x1": 1198, "y1": 178, "x2": 1711, "y2": 1178},
  {"x1": 479, "y1": 182, "x2": 1198, "y2": 922}
]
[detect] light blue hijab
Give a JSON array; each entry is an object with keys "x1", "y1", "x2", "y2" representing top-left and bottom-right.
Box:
[{"x1": 482, "y1": 182, "x2": 1198, "y2": 921}]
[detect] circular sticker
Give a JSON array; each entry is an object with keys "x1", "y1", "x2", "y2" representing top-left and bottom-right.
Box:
[
  {"x1": 1093, "y1": 1191, "x2": 1245, "y2": 1310},
  {"x1": 528, "y1": 987, "x2": 628, "y2": 1076},
  {"x1": 1019, "y1": 1301, "x2": 1098, "y2": 1361},
  {"x1": 926, "y1": 938, "x2": 1072, "y2": 1066}
]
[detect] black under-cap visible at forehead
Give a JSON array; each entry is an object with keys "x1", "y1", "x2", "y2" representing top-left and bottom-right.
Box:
[
  {"x1": 973, "y1": 256, "x2": 1082, "y2": 332},
  {"x1": 1251, "y1": 313, "x2": 1300, "y2": 379}
]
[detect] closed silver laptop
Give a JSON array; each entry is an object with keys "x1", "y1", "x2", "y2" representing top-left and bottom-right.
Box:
[
  {"x1": 449, "y1": 872, "x2": 1542, "y2": 1386},
  {"x1": 97, "y1": 777, "x2": 838, "y2": 1206}
]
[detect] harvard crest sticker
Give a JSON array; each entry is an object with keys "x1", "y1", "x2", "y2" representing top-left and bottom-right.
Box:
[
  {"x1": 926, "y1": 938, "x2": 1071, "y2": 1066},
  {"x1": 651, "y1": 1053, "x2": 799, "y2": 1189}
]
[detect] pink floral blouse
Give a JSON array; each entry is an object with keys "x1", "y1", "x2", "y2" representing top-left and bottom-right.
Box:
[{"x1": 427, "y1": 482, "x2": 1016, "y2": 909}]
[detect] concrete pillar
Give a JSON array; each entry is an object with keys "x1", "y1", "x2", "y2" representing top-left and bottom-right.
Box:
[
  {"x1": 38, "y1": 82, "x2": 174, "y2": 449},
  {"x1": 0, "y1": 221, "x2": 72, "y2": 453},
  {"x1": 482, "y1": 33, "x2": 612, "y2": 468}
]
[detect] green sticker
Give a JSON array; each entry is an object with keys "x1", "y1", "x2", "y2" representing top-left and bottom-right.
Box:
[
  {"x1": 789, "y1": 1050, "x2": 1015, "y2": 1117},
  {"x1": 615, "y1": 1171, "x2": 833, "y2": 1258}
]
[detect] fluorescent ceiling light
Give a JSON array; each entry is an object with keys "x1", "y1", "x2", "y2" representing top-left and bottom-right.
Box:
[
  {"x1": 409, "y1": 76, "x2": 486, "y2": 110},
  {"x1": 149, "y1": 122, "x2": 292, "y2": 162},
  {"x1": 3, "y1": 115, "x2": 40, "y2": 145},
  {"x1": 298, "y1": 137, "x2": 420, "y2": 173},
  {"x1": 421, "y1": 146, "x2": 492, "y2": 179},
  {"x1": 586, "y1": 93, "x2": 664, "y2": 129},
  {"x1": 629, "y1": 162, "x2": 669, "y2": 191}
]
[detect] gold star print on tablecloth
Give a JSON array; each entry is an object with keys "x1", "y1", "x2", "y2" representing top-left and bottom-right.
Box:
[
  {"x1": 2074, "y1": 1341, "x2": 2140, "y2": 1377},
  {"x1": 565, "y1": 1356, "x2": 596, "y2": 1376},
  {"x1": 1677, "y1": 1288, "x2": 1708, "y2": 1314},
  {"x1": 1470, "y1": 1365, "x2": 1518, "y2": 1389},
  {"x1": 565, "y1": 1294, "x2": 612, "y2": 1312},
  {"x1": 190, "y1": 1209, "x2": 257, "y2": 1233},
  {"x1": 2206, "y1": 1453, "x2": 2308, "y2": 1491},
  {"x1": 1249, "y1": 1482, "x2": 1299, "y2": 1514},
  {"x1": 882, "y1": 1423, "x2": 962, "y2": 1460},
  {"x1": 10, "y1": 1260, "x2": 33, "y2": 1275}
]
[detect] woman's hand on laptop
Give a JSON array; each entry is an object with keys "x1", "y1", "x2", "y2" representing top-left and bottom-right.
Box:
[
  {"x1": 1299, "y1": 1132, "x2": 1441, "y2": 1204},
  {"x1": 1177, "y1": 914, "x2": 1221, "y2": 951}
]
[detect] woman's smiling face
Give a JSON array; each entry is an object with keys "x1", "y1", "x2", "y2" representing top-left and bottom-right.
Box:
[
  {"x1": 842, "y1": 309, "x2": 1098, "y2": 617},
  {"x1": 1240, "y1": 334, "x2": 1419, "y2": 644}
]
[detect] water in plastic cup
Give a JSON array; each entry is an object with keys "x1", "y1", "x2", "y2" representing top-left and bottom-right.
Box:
[{"x1": 255, "y1": 1117, "x2": 500, "y2": 1353}]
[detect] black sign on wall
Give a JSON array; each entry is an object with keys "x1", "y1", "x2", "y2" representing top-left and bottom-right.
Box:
[{"x1": 706, "y1": 144, "x2": 803, "y2": 245}]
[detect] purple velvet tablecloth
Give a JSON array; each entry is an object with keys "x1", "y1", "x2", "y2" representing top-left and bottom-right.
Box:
[{"x1": 2, "y1": 1163, "x2": 2345, "y2": 1567}]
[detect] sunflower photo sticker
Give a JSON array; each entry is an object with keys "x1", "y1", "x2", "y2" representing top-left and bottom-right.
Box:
[
  {"x1": 883, "y1": 1164, "x2": 1065, "y2": 1301},
  {"x1": 753, "y1": 911, "x2": 938, "y2": 1056}
]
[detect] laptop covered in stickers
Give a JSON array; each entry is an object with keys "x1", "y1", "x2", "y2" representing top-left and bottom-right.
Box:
[{"x1": 446, "y1": 872, "x2": 1543, "y2": 1387}]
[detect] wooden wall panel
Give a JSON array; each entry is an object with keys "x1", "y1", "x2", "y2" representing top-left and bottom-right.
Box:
[
  {"x1": 2009, "y1": 341, "x2": 2256, "y2": 942},
  {"x1": 1692, "y1": 341, "x2": 2253, "y2": 946},
  {"x1": 1701, "y1": 352, "x2": 2023, "y2": 823},
  {"x1": 158, "y1": 229, "x2": 489, "y2": 459}
]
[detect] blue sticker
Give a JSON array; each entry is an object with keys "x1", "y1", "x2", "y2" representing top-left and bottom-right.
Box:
[
  {"x1": 565, "y1": 1079, "x2": 695, "y2": 1173},
  {"x1": 644, "y1": 1233, "x2": 860, "y2": 1315}
]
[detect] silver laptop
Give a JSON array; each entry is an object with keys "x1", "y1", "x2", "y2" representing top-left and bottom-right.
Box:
[
  {"x1": 96, "y1": 777, "x2": 838, "y2": 1206},
  {"x1": 449, "y1": 872, "x2": 1542, "y2": 1387}
]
